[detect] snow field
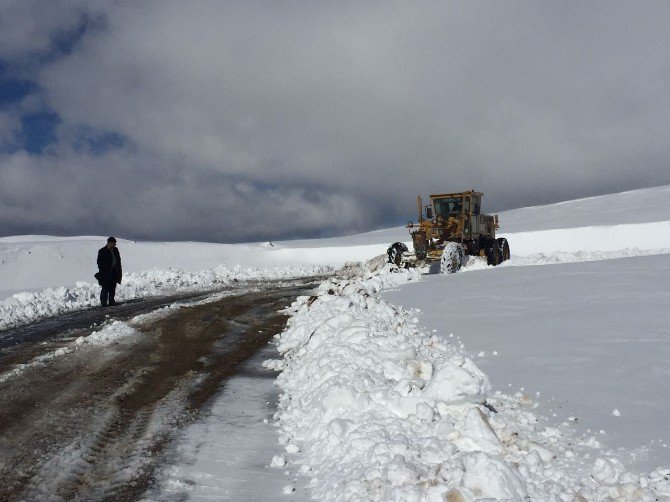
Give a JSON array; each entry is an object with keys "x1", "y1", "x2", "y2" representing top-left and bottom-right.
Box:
[
  {"x1": 390, "y1": 252, "x2": 670, "y2": 473},
  {"x1": 268, "y1": 264, "x2": 670, "y2": 500}
]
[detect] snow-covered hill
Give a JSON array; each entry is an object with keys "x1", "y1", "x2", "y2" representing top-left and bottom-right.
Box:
[
  {"x1": 2, "y1": 185, "x2": 669, "y2": 299},
  {"x1": 498, "y1": 184, "x2": 670, "y2": 232},
  {"x1": 2, "y1": 185, "x2": 670, "y2": 499}
]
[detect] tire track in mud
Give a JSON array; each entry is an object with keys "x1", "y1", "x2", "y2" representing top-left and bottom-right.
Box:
[
  {"x1": 0, "y1": 280, "x2": 291, "y2": 367},
  {"x1": 0, "y1": 278, "x2": 320, "y2": 501}
]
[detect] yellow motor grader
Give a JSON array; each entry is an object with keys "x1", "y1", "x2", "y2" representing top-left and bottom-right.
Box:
[{"x1": 387, "y1": 190, "x2": 510, "y2": 274}]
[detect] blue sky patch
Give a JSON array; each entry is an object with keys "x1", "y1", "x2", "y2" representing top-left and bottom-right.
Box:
[
  {"x1": 72, "y1": 128, "x2": 127, "y2": 154},
  {"x1": 0, "y1": 61, "x2": 39, "y2": 108},
  {"x1": 20, "y1": 111, "x2": 61, "y2": 154},
  {"x1": 51, "y1": 13, "x2": 94, "y2": 57}
]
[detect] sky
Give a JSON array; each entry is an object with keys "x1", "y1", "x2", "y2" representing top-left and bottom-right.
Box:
[{"x1": 1, "y1": 1, "x2": 669, "y2": 243}]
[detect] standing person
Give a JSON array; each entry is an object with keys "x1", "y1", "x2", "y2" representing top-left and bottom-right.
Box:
[{"x1": 96, "y1": 237, "x2": 122, "y2": 307}]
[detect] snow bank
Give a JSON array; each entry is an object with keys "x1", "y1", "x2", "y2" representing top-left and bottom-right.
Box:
[
  {"x1": 500, "y1": 221, "x2": 670, "y2": 256},
  {"x1": 0, "y1": 236, "x2": 387, "y2": 299},
  {"x1": 269, "y1": 265, "x2": 670, "y2": 500},
  {"x1": 0, "y1": 263, "x2": 331, "y2": 330}
]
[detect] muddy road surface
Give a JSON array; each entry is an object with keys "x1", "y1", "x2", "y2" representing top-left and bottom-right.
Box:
[{"x1": 0, "y1": 278, "x2": 321, "y2": 501}]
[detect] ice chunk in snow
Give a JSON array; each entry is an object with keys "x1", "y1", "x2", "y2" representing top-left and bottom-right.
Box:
[
  {"x1": 262, "y1": 359, "x2": 284, "y2": 371},
  {"x1": 415, "y1": 402, "x2": 434, "y2": 421},
  {"x1": 516, "y1": 439, "x2": 555, "y2": 462},
  {"x1": 591, "y1": 457, "x2": 623, "y2": 485},
  {"x1": 422, "y1": 354, "x2": 490, "y2": 404},
  {"x1": 455, "y1": 407, "x2": 503, "y2": 455},
  {"x1": 327, "y1": 418, "x2": 354, "y2": 440},
  {"x1": 270, "y1": 455, "x2": 286, "y2": 467},
  {"x1": 461, "y1": 452, "x2": 528, "y2": 499},
  {"x1": 381, "y1": 360, "x2": 406, "y2": 381},
  {"x1": 321, "y1": 386, "x2": 370, "y2": 421},
  {"x1": 384, "y1": 455, "x2": 420, "y2": 487}
]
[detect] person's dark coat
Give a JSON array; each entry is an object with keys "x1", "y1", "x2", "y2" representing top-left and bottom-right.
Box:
[{"x1": 96, "y1": 246, "x2": 122, "y2": 287}]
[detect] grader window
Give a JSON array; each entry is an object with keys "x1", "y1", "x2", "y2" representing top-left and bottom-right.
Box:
[
  {"x1": 472, "y1": 197, "x2": 481, "y2": 215},
  {"x1": 433, "y1": 197, "x2": 463, "y2": 216}
]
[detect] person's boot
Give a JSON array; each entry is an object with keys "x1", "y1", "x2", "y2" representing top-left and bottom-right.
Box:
[{"x1": 100, "y1": 289, "x2": 108, "y2": 307}]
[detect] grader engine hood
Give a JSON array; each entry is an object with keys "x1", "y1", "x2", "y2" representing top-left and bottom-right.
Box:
[
  {"x1": 416, "y1": 215, "x2": 463, "y2": 242},
  {"x1": 442, "y1": 215, "x2": 464, "y2": 240}
]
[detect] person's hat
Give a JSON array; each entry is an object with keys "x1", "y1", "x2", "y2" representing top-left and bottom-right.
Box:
[{"x1": 107, "y1": 236, "x2": 117, "y2": 243}]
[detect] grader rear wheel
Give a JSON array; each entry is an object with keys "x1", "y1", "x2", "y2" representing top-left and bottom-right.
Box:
[
  {"x1": 497, "y1": 237, "x2": 510, "y2": 262},
  {"x1": 486, "y1": 240, "x2": 501, "y2": 266}
]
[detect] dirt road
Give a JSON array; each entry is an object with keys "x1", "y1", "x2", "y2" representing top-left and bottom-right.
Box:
[{"x1": 0, "y1": 278, "x2": 320, "y2": 501}]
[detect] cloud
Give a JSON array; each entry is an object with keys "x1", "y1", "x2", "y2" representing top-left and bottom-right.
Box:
[
  {"x1": 1, "y1": 1, "x2": 670, "y2": 241},
  {"x1": 0, "y1": 148, "x2": 371, "y2": 242},
  {"x1": 0, "y1": 0, "x2": 100, "y2": 61}
]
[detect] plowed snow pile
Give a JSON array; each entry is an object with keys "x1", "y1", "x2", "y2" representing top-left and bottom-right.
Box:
[
  {"x1": 0, "y1": 263, "x2": 330, "y2": 330},
  {"x1": 268, "y1": 265, "x2": 670, "y2": 500}
]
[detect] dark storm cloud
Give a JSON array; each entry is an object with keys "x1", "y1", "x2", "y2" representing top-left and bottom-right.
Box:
[
  {"x1": 0, "y1": 149, "x2": 369, "y2": 242},
  {"x1": 1, "y1": 1, "x2": 669, "y2": 241}
]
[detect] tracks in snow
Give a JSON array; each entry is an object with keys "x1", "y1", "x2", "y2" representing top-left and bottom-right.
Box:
[{"x1": 0, "y1": 278, "x2": 320, "y2": 501}]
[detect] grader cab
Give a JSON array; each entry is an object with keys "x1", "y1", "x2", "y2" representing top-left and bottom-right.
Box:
[{"x1": 387, "y1": 190, "x2": 510, "y2": 274}]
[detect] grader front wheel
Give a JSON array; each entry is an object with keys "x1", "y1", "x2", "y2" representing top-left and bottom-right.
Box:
[
  {"x1": 440, "y1": 242, "x2": 463, "y2": 274},
  {"x1": 387, "y1": 242, "x2": 408, "y2": 267}
]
